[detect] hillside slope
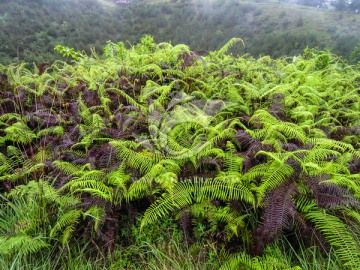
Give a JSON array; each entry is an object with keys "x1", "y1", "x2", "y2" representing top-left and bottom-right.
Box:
[{"x1": 0, "y1": 0, "x2": 359, "y2": 64}]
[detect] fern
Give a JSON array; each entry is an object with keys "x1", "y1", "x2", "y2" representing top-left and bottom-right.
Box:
[
  {"x1": 127, "y1": 159, "x2": 180, "y2": 200},
  {"x1": 305, "y1": 206, "x2": 360, "y2": 268},
  {"x1": 50, "y1": 209, "x2": 83, "y2": 245},
  {"x1": 0, "y1": 235, "x2": 49, "y2": 256},
  {"x1": 141, "y1": 178, "x2": 255, "y2": 230},
  {"x1": 220, "y1": 251, "x2": 301, "y2": 270}
]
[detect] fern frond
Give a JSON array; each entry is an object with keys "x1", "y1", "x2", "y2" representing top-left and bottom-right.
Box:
[
  {"x1": 52, "y1": 160, "x2": 86, "y2": 176},
  {"x1": 61, "y1": 170, "x2": 113, "y2": 201},
  {"x1": 141, "y1": 178, "x2": 254, "y2": 230},
  {"x1": 257, "y1": 161, "x2": 294, "y2": 203},
  {"x1": 84, "y1": 206, "x2": 105, "y2": 232},
  {"x1": 309, "y1": 138, "x2": 360, "y2": 158},
  {"x1": 127, "y1": 159, "x2": 180, "y2": 200},
  {"x1": 220, "y1": 251, "x2": 301, "y2": 270},
  {"x1": 214, "y1": 38, "x2": 244, "y2": 58},
  {"x1": 305, "y1": 207, "x2": 360, "y2": 268},
  {"x1": 0, "y1": 235, "x2": 49, "y2": 255},
  {"x1": 4, "y1": 121, "x2": 36, "y2": 144},
  {"x1": 50, "y1": 209, "x2": 82, "y2": 238},
  {"x1": 105, "y1": 88, "x2": 146, "y2": 113},
  {"x1": 110, "y1": 140, "x2": 155, "y2": 174},
  {"x1": 251, "y1": 109, "x2": 307, "y2": 143},
  {"x1": 342, "y1": 210, "x2": 360, "y2": 230}
]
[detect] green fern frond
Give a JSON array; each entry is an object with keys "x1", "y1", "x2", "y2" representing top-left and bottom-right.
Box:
[
  {"x1": 4, "y1": 121, "x2": 36, "y2": 144},
  {"x1": 60, "y1": 225, "x2": 76, "y2": 246},
  {"x1": 219, "y1": 252, "x2": 253, "y2": 270},
  {"x1": 308, "y1": 138, "x2": 359, "y2": 158},
  {"x1": 136, "y1": 63, "x2": 163, "y2": 81},
  {"x1": 105, "y1": 88, "x2": 146, "y2": 113},
  {"x1": 107, "y1": 167, "x2": 131, "y2": 189},
  {"x1": 251, "y1": 110, "x2": 307, "y2": 143},
  {"x1": 259, "y1": 162, "x2": 294, "y2": 200},
  {"x1": 61, "y1": 170, "x2": 113, "y2": 201},
  {"x1": 305, "y1": 207, "x2": 360, "y2": 268},
  {"x1": 52, "y1": 160, "x2": 85, "y2": 176},
  {"x1": 214, "y1": 38, "x2": 244, "y2": 58},
  {"x1": 110, "y1": 140, "x2": 155, "y2": 174},
  {"x1": 84, "y1": 206, "x2": 105, "y2": 232},
  {"x1": 0, "y1": 235, "x2": 49, "y2": 255},
  {"x1": 0, "y1": 113, "x2": 22, "y2": 128},
  {"x1": 220, "y1": 251, "x2": 302, "y2": 270},
  {"x1": 127, "y1": 159, "x2": 180, "y2": 200},
  {"x1": 50, "y1": 209, "x2": 82, "y2": 238},
  {"x1": 342, "y1": 210, "x2": 360, "y2": 229},
  {"x1": 141, "y1": 178, "x2": 254, "y2": 230},
  {"x1": 224, "y1": 152, "x2": 244, "y2": 173},
  {"x1": 320, "y1": 174, "x2": 360, "y2": 199}
]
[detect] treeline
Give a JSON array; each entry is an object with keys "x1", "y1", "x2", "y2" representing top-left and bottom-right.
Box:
[
  {"x1": 0, "y1": 0, "x2": 359, "y2": 64},
  {"x1": 295, "y1": 0, "x2": 360, "y2": 12}
]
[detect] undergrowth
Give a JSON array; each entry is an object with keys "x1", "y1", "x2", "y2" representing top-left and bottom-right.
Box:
[{"x1": 0, "y1": 35, "x2": 359, "y2": 269}]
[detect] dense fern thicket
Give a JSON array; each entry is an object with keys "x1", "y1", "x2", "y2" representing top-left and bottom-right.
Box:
[
  {"x1": 0, "y1": 36, "x2": 360, "y2": 269},
  {"x1": 1, "y1": 0, "x2": 360, "y2": 64}
]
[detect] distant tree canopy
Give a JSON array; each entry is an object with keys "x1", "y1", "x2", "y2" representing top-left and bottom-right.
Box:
[
  {"x1": 330, "y1": 0, "x2": 360, "y2": 11},
  {"x1": 297, "y1": 0, "x2": 325, "y2": 8},
  {"x1": 0, "y1": 0, "x2": 359, "y2": 64},
  {"x1": 350, "y1": 0, "x2": 360, "y2": 11}
]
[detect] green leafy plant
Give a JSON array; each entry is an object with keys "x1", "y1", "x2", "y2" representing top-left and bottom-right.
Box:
[{"x1": 1, "y1": 36, "x2": 359, "y2": 269}]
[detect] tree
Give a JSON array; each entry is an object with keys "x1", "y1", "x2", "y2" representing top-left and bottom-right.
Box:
[
  {"x1": 333, "y1": 0, "x2": 348, "y2": 10},
  {"x1": 349, "y1": 0, "x2": 360, "y2": 12}
]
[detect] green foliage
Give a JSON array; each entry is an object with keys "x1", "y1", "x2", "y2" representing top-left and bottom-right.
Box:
[
  {"x1": 304, "y1": 206, "x2": 360, "y2": 269},
  {"x1": 54, "y1": 45, "x2": 84, "y2": 61},
  {"x1": 0, "y1": 37, "x2": 360, "y2": 269},
  {"x1": 1, "y1": 0, "x2": 360, "y2": 64},
  {"x1": 350, "y1": 42, "x2": 360, "y2": 65},
  {"x1": 141, "y1": 177, "x2": 255, "y2": 230}
]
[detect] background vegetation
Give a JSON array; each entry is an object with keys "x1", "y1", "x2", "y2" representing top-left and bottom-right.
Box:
[{"x1": 1, "y1": 0, "x2": 360, "y2": 64}]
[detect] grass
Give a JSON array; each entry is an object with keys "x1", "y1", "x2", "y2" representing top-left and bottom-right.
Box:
[{"x1": 272, "y1": 239, "x2": 343, "y2": 270}]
